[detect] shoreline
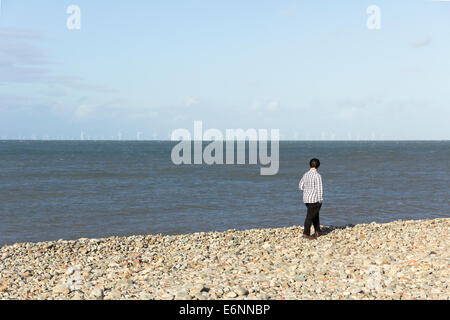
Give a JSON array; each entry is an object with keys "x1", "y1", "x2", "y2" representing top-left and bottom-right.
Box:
[
  {"x1": 0, "y1": 217, "x2": 442, "y2": 248},
  {"x1": 1, "y1": 218, "x2": 448, "y2": 300}
]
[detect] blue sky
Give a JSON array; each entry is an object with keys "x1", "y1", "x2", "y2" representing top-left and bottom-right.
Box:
[{"x1": 0, "y1": 0, "x2": 449, "y2": 140}]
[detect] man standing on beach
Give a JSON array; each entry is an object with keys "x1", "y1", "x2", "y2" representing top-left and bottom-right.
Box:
[{"x1": 299, "y1": 159, "x2": 323, "y2": 240}]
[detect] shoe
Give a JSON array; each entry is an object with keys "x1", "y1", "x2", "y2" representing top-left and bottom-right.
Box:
[
  {"x1": 315, "y1": 231, "x2": 321, "y2": 238},
  {"x1": 303, "y1": 234, "x2": 316, "y2": 240}
]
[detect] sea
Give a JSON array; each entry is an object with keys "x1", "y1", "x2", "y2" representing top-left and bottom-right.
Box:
[{"x1": 0, "y1": 141, "x2": 448, "y2": 246}]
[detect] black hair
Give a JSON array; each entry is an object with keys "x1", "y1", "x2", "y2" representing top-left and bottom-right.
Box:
[{"x1": 310, "y1": 158, "x2": 321, "y2": 169}]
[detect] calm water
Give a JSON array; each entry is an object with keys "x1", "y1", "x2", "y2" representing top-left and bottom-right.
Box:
[{"x1": 0, "y1": 141, "x2": 449, "y2": 246}]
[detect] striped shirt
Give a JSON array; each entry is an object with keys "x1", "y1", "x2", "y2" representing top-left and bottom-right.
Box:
[{"x1": 299, "y1": 169, "x2": 323, "y2": 204}]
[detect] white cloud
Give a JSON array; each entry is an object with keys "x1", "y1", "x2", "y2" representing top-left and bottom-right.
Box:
[
  {"x1": 184, "y1": 96, "x2": 200, "y2": 107},
  {"x1": 250, "y1": 100, "x2": 262, "y2": 111},
  {"x1": 337, "y1": 107, "x2": 358, "y2": 120},
  {"x1": 0, "y1": 27, "x2": 114, "y2": 93},
  {"x1": 250, "y1": 99, "x2": 280, "y2": 112},
  {"x1": 127, "y1": 110, "x2": 158, "y2": 120},
  {"x1": 410, "y1": 36, "x2": 432, "y2": 48},
  {"x1": 267, "y1": 101, "x2": 280, "y2": 112},
  {"x1": 75, "y1": 104, "x2": 96, "y2": 119},
  {"x1": 0, "y1": 28, "x2": 44, "y2": 40},
  {"x1": 279, "y1": 4, "x2": 297, "y2": 17}
]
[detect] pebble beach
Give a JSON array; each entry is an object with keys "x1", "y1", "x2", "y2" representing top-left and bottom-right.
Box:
[{"x1": 0, "y1": 218, "x2": 448, "y2": 300}]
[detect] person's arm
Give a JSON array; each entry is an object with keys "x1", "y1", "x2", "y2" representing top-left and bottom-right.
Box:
[
  {"x1": 299, "y1": 175, "x2": 305, "y2": 191},
  {"x1": 317, "y1": 174, "x2": 323, "y2": 203}
]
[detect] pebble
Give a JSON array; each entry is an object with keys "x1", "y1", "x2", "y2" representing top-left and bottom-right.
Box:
[
  {"x1": 225, "y1": 292, "x2": 238, "y2": 299},
  {"x1": 71, "y1": 293, "x2": 83, "y2": 300},
  {"x1": 53, "y1": 284, "x2": 70, "y2": 295},
  {"x1": 235, "y1": 287, "x2": 249, "y2": 296},
  {"x1": 0, "y1": 218, "x2": 448, "y2": 300},
  {"x1": 89, "y1": 288, "x2": 104, "y2": 300}
]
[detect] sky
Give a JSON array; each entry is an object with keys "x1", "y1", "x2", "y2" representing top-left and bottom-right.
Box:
[{"x1": 0, "y1": 0, "x2": 449, "y2": 140}]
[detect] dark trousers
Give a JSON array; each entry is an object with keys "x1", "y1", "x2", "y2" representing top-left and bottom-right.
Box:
[{"x1": 304, "y1": 202, "x2": 322, "y2": 235}]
